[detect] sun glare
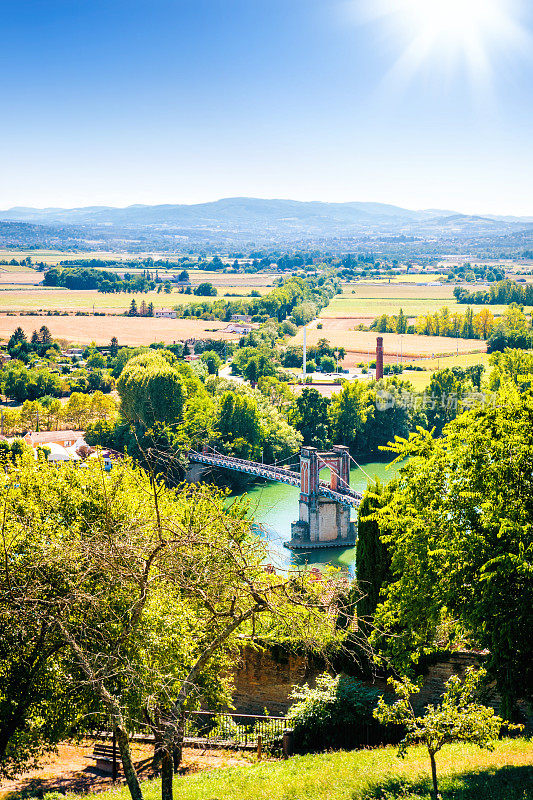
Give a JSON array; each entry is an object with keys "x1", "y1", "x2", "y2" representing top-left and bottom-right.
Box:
[
  {"x1": 350, "y1": 0, "x2": 528, "y2": 87},
  {"x1": 404, "y1": 0, "x2": 503, "y2": 40}
]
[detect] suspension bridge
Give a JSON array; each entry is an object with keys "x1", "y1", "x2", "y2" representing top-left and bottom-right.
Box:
[{"x1": 189, "y1": 445, "x2": 363, "y2": 549}]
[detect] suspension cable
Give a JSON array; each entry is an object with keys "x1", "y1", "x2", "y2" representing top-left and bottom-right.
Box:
[
  {"x1": 316, "y1": 455, "x2": 351, "y2": 490},
  {"x1": 347, "y1": 452, "x2": 374, "y2": 482}
]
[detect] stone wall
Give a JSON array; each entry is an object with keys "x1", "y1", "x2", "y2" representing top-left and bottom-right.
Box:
[
  {"x1": 232, "y1": 646, "x2": 532, "y2": 727},
  {"x1": 231, "y1": 646, "x2": 320, "y2": 716}
]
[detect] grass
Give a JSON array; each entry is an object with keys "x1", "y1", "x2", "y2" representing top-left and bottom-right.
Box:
[
  {"x1": 25, "y1": 739, "x2": 532, "y2": 800},
  {"x1": 402, "y1": 353, "x2": 491, "y2": 391}
]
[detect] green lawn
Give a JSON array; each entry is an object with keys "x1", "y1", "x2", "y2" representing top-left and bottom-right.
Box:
[
  {"x1": 49, "y1": 740, "x2": 533, "y2": 800},
  {"x1": 403, "y1": 352, "x2": 492, "y2": 391}
]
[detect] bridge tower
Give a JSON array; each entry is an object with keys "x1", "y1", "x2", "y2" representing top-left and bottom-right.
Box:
[{"x1": 288, "y1": 445, "x2": 356, "y2": 549}]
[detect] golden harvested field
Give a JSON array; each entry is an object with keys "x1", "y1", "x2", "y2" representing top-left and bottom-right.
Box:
[
  {"x1": 0, "y1": 283, "x2": 270, "y2": 313},
  {"x1": 294, "y1": 319, "x2": 484, "y2": 363},
  {"x1": 0, "y1": 271, "x2": 43, "y2": 285},
  {"x1": 0, "y1": 315, "x2": 239, "y2": 347}
]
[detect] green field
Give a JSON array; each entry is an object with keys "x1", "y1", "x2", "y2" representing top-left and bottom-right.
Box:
[
  {"x1": 327, "y1": 281, "x2": 532, "y2": 319},
  {"x1": 327, "y1": 296, "x2": 519, "y2": 319},
  {"x1": 402, "y1": 352, "x2": 492, "y2": 391},
  {"x1": 40, "y1": 740, "x2": 532, "y2": 800}
]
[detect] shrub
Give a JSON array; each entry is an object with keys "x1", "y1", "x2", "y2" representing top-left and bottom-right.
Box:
[
  {"x1": 287, "y1": 673, "x2": 383, "y2": 753},
  {"x1": 282, "y1": 320, "x2": 297, "y2": 336}
]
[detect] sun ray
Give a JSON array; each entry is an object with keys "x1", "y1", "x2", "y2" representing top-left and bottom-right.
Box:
[{"x1": 346, "y1": 0, "x2": 531, "y2": 88}]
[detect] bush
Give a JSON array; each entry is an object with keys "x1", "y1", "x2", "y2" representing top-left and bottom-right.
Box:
[
  {"x1": 287, "y1": 673, "x2": 383, "y2": 753},
  {"x1": 320, "y1": 355, "x2": 335, "y2": 373},
  {"x1": 282, "y1": 320, "x2": 297, "y2": 336}
]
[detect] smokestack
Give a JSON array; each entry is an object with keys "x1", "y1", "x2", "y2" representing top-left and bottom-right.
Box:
[{"x1": 376, "y1": 336, "x2": 384, "y2": 380}]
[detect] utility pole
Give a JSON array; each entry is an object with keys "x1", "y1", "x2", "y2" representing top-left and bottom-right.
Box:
[{"x1": 303, "y1": 325, "x2": 307, "y2": 379}]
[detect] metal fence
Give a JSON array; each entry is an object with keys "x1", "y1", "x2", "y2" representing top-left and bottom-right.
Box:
[{"x1": 184, "y1": 711, "x2": 287, "y2": 750}]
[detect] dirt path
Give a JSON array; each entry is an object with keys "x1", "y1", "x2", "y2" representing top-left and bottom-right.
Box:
[{"x1": 0, "y1": 742, "x2": 253, "y2": 799}]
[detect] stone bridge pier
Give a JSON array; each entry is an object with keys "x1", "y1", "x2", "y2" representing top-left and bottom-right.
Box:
[{"x1": 287, "y1": 445, "x2": 356, "y2": 549}]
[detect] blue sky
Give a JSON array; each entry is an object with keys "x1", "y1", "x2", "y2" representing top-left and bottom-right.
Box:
[{"x1": 1, "y1": 0, "x2": 532, "y2": 214}]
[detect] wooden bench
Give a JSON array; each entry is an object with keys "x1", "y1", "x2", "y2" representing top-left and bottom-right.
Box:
[{"x1": 88, "y1": 743, "x2": 152, "y2": 776}]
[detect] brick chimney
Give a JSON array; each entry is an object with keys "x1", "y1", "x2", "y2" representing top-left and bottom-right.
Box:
[{"x1": 376, "y1": 336, "x2": 384, "y2": 380}]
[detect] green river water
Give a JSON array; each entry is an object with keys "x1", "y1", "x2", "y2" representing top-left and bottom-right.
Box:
[{"x1": 231, "y1": 460, "x2": 398, "y2": 575}]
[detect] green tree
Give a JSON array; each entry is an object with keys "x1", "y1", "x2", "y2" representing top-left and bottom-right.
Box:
[
  {"x1": 87, "y1": 349, "x2": 106, "y2": 369},
  {"x1": 290, "y1": 388, "x2": 331, "y2": 449},
  {"x1": 201, "y1": 350, "x2": 222, "y2": 376},
  {"x1": 329, "y1": 381, "x2": 373, "y2": 452},
  {"x1": 374, "y1": 669, "x2": 510, "y2": 800},
  {"x1": 374, "y1": 390, "x2": 533, "y2": 716},
  {"x1": 396, "y1": 307, "x2": 408, "y2": 334},
  {"x1": 129, "y1": 299, "x2": 138, "y2": 316},
  {"x1": 426, "y1": 368, "x2": 464, "y2": 435},
  {"x1": 194, "y1": 282, "x2": 217, "y2": 297},
  {"x1": 217, "y1": 392, "x2": 261, "y2": 458},
  {"x1": 487, "y1": 304, "x2": 533, "y2": 352},
  {"x1": 38, "y1": 325, "x2": 53, "y2": 347},
  {"x1": 488, "y1": 347, "x2": 533, "y2": 391},
  {"x1": 117, "y1": 351, "x2": 186, "y2": 427},
  {"x1": 110, "y1": 336, "x2": 119, "y2": 357},
  {"x1": 356, "y1": 479, "x2": 394, "y2": 624},
  {"x1": 4, "y1": 456, "x2": 342, "y2": 800},
  {"x1": 320, "y1": 355, "x2": 335, "y2": 373}
]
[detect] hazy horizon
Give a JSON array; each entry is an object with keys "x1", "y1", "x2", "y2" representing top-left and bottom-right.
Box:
[{"x1": 1, "y1": 195, "x2": 532, "y2": 221}]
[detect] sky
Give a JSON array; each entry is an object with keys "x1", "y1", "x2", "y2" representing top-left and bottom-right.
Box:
[{"x1": 1, "y1": 0, "x2": 532, "y2": 215}]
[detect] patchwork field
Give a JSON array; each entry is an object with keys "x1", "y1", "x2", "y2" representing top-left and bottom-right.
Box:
[
  {"x1": 0, "y1": 315, "x2": 238, "y2": 347},
  {"x1": 328, "y1": 281, "x2": 524, "y2": 319},
  {"x1": 0, "y1": 285, "x2": 268, "y2": 313},
  {"x1": 295, "y1": 318, "x2": 485, "y2": 364}
]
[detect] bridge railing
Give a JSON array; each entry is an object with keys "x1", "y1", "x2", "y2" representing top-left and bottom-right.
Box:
[{"x1": 189, "y1": 451, "x2": 362, "y2": 507}]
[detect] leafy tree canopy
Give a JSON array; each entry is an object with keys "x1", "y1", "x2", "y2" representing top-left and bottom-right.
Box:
[{"x1": 374, "y1": 388, "x2": 533, "y2": 717}]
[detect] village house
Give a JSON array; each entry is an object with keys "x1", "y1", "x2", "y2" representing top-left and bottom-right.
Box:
[
  {"x1": 155, "y1": 309, "x2": 178, "y2": 319},
  {"x1": 23, "y1": 430, "x2": 83, "y2": 448},
  {"x1": 231, "y1": 314, "x2": 252, "y2": 323},
  {"x1": 224, "y1": 321, "x2": 255, "y2": 334}
]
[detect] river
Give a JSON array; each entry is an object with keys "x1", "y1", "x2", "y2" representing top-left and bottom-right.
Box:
[{"x1": 230, "y1": 459, "x2": 398, "y2": 575}]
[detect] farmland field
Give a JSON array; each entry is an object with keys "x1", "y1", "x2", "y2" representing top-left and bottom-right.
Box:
[
  {"x1": 327, "y1": 281, "x2": 526, "y2": 318},
  {"x1": 0, "y1": 286, "x2": 268, "y2": 313},
  {"x1": 0, "y1": 271, "x2": 43, "y2": 285},
  {"x1": 294, "y1": 318, "x2": 485, "y2": 364},
  {"x1": 0, "y1": 315, "x2": 239, "y2": 346}
]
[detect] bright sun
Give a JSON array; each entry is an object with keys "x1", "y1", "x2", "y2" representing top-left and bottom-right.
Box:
[
  {"x1": 352, "y1": 0, "x2": 527, "y2": 84},
  {"x1": 402, "y1": 0, "x2": 510, "y2": 54}
]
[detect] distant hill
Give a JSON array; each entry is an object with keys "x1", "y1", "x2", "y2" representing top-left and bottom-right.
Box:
[
  {"x1": 0, "y1": 198, "x2": 428, "y2": 228},
  {"x1": 0, "y1": 197, "x2": 532, "y2": 252}
]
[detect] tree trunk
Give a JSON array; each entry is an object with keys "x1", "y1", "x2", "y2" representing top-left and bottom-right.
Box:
[
  {"x1": 114, "y1": 721, "x2": 144, "y2": 800},
  {"x1": 57, "y1": 622, "x2": 144, "y2": 800},
  {"x1": 429, "y1": 751, "x2": 439, "y2": 800},
  {"x1": 172, "y1": 710, "x2": 185, "y2": 772},
  {"x1": 161, "y1": 749, "x2": 173, "y2": 800}
]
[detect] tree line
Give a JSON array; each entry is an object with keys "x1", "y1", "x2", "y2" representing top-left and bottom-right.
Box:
[{"x1": 454, "y1": 278, "x2": 533, "y2": 305}]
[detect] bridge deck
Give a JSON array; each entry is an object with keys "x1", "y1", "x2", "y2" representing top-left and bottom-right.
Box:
[{"x1": 189, "y1": 451, "x2": 362, "y2": 507}]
